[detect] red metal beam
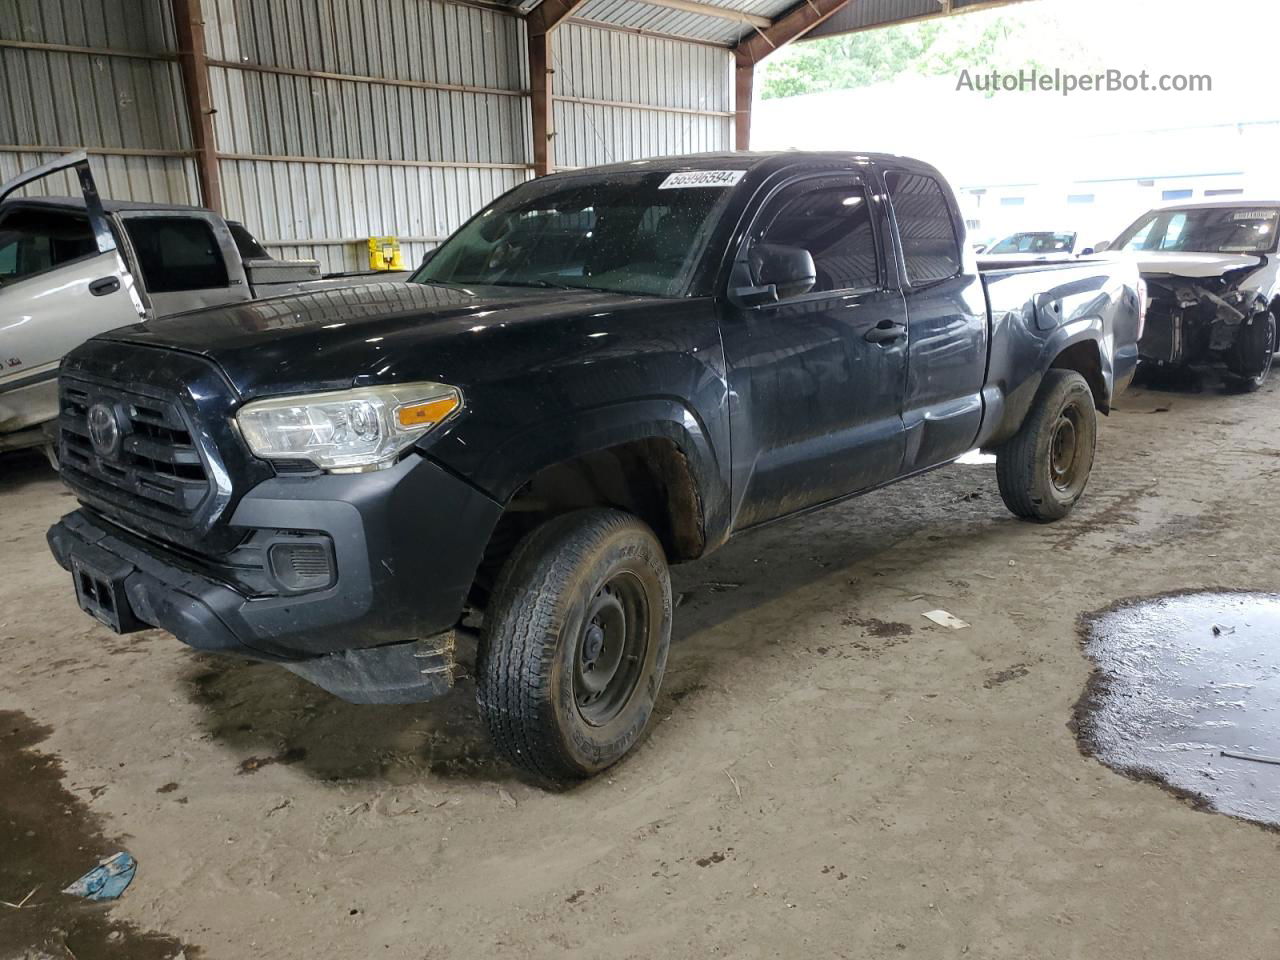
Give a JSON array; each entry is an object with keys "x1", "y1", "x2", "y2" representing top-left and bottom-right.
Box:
[
  {"x1": 734, "y1": 61, "x2": 754, "y2": 150},
  {"x1": 735, "y1": 0, "x2": 853, "y2": 66},
  {"x1": 527, "y1": 0, "x2": 588, "y2": 36},
  {"x1": 172, "y1": 0, "x2": 222, "y2": 211},
  {"x1": 528, "y1": 32, "x2": 555, "y2": 176},
  {"x1": 526, "y1": 0, "x2": 591, "y2": 177}
]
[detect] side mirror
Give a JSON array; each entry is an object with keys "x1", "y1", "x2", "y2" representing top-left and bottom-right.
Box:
[
  {"x1": 1080, "y1": 247, "x2": 1095, "y2": 256},
  {"x1": 734, "y1": 242, "x2": 816, "y2": 305}
]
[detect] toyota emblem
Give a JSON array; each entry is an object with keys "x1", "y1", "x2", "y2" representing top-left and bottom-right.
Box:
[{"x1": 87, "y1": 402, "x2": 122, "y2": 458}]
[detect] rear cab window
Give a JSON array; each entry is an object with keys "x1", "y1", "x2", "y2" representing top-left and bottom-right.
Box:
[
  {"x1": 885, "y1": 171, "x2": 963, "y2": 285},
  {"x1": 124, "y1": 217, "x2": 229, "y2": 293},
  {"x1": 228, "y1": 221, "x2": 270, "y2": 260}
]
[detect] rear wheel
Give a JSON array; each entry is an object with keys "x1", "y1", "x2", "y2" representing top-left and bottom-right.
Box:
[
  {"x1": 996, "y1": 369, "x2": 1097, "y2": 522},
  {"x1": 1226, "y1": 310, "x2": 1275, "y2": 392},
  {"x1": 476, "y1": 509, "x2": 672, "y2": 782}
]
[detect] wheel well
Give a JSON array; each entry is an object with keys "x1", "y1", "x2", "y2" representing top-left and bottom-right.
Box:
[
  {"x1": 468, "y1": 439, "x2": 704, "y2": 609},
  {"x1": 1050, "y1": 341, "x2": 1108, "y2": 413}
]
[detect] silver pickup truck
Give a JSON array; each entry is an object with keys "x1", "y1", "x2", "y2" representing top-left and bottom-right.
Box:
[{"x1": 0, "y1": 153, "x2": 404, "y2": 462}]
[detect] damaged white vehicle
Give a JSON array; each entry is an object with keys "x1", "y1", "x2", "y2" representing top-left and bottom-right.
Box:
[
  {"x1": 977, "y1": 229, "x2": 1088, "y2": 267},
  {"x1": 0, "y1": 152, "x2": 403, "y2": 463},
  {"x1": 1104, "y1": 201, "x2": 1280, "y2": 390}
]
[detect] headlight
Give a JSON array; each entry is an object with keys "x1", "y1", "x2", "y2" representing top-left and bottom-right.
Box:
[{"x1": 236, "y1": 382, "x2": 461, "y2": 472}]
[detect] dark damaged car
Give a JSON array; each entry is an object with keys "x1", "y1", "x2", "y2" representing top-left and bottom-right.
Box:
[
  {"x1": 1103, "y1": 200, "x2": 1280, "y2": 389},
  {"x1": 47, "y1": 152, "x2": 1142, "y2": 782}
]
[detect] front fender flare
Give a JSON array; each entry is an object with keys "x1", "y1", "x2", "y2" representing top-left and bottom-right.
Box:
[{"x1": 461, "y1": 397, "x2": 730, "y2": 555}]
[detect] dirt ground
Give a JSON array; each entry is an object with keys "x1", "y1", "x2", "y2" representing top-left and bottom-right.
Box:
[{"x1": 3, "y1": 372, "x2": 1279, "y2": 959}]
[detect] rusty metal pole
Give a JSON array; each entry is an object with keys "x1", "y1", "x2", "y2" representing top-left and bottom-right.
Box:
[
  {"x1": 525, "y1": 0, "x2": 588, "y2": 178},
  {"x1": 172, "y1": 0, "x2": 222, "y2": 211},
  {"x1": 734, "y1": 58, "x2": 754, "y2": 151},
  {"x1": 529, "y1": 32, "x2": 554, "y2": 177}
]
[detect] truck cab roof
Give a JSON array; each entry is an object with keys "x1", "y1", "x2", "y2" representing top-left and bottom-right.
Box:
[
  {"x1": 1152, "y1": 199, "x2": 1280, "y2": 212},
  {"x1": 542, "y1": 150, "x2": 945, "y2": 182},
  {"x1": 3, "y1": 195, "x2": 214, "y2": 215}
]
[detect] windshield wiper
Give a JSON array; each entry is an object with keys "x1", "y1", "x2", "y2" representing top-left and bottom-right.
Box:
[{"x1": 481, "y1": 278, "x2": 578, "y2": 290}]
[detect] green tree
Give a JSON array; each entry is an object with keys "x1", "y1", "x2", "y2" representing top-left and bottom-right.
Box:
[{"x1": 760, "y1": 15, "x2": 1041, "y2": 99}]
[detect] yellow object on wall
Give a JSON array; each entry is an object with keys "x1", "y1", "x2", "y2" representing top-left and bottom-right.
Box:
[{"x1": 368, "y1": 236, "x2": 404, "y2": 271}]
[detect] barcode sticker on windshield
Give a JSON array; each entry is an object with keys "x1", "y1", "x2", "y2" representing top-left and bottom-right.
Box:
[
  {"x1": 658, "y1": 170, "x2": 745, "y2": 189},
  {"x1": 1232, "y1": 209, "x2": 1278, "y2": 221}
]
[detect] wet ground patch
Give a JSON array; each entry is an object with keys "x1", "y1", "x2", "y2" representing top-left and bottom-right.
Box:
[
  {"x1": 0, "y1": 710, "x2": 196, "y2": 958},
  {"x1": 1075, "y1": 591, "x2": 1280, "y2": 828}
]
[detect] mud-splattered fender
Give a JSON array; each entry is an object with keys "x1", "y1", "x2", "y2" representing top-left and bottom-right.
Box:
[
  {"x1": 975, "y1": 260, "x2": 1141, "y2": 450},
  {"x1": 461, "y1": 397, "x2": 731, "y2": 556}
]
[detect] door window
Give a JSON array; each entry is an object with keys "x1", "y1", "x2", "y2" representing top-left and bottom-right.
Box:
[
  {"x1": 1157, "y1": 213, "x2": 1189, "y2": 249},
  {"x1": 753, "y1": 180, "x2": 879, "y2": 294},
  {"x1": 885, "y1": 172, "x2": 963, "y2": 285},
  {"x1": 0, "y1": 207, "x2": 98, "y2": 286},
  {"x1": 124, "y1": 217, "x2": 229, "y2": 293}
]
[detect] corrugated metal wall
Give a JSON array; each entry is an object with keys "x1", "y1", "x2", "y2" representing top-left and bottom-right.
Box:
[
  {"x1": 552, "y1": 23, "x2": 733, "y2": 170},
  {"x1": 202, "y1": 0, "x2": 533, "y2": 273},
  {"x1": 0, "y1": 0, "x2": 198, "y2": 202},
  {"x1": 2, "y1": 0, "x2": 737, "y2": 273}
]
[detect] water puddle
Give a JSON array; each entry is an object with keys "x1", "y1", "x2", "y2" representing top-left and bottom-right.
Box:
[
  {"x1": 1075, "y1": 592, "x2": 1280, "y2": 829},
  {"x1": 0, "y1": 710, "x2": 197, "y2": 958}
]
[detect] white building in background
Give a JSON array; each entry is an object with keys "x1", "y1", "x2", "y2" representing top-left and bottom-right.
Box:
[{"x1": 753, "y1": 72, "x2": 1280, "y2": 250}]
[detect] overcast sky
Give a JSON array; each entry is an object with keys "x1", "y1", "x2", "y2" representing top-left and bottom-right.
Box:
[{"x1": 755, "y1": 0, "x2": 1279, "y2": 189}]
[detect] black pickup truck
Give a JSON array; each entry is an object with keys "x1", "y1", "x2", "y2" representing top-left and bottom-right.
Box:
[{"x1": 47, "y1": 153, "x2": 1142, "y2": 781}]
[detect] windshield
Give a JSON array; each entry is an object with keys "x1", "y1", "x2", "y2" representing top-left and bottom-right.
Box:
[
  {"x1": 1114, "y1": 206, "x2": 1280, "y2": 254},
  {"x1": 988, "y1": 231, "x2": 1076, "y2": 254},
  {"x1": 411, "y1": 171, "x2": 739, "y2": 297}
]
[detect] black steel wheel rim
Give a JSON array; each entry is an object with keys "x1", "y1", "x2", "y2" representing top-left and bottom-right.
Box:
[
  {"x1": 1255, "y1": 320, "x2": 1275, "y2": 383},
  {"x1": 573, "y1": 571, "x2": 649, "y2": 727},
  {"x1": 1049, "y1": 405, "x2": 1084, "y2": 493}
]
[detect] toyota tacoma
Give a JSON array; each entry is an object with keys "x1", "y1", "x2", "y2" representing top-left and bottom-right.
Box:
[{"x1": 47, "y1": 152, "x2": 1143, "y2": 781}]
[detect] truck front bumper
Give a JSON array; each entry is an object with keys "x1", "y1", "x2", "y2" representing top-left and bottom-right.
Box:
[{"x1": 47, "y1": 453, "x2": 503, "y2": 704}]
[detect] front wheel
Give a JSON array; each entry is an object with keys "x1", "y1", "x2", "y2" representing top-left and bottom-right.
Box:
[
  {"x1": 477, "y1": 509, "x2": 672, "y2": 782},
  {"x1": 1225, "y1": 310, "x2": 1275, "y2": 392},
  {"x1": 996, "y1": 369, "x2": 1098, "y2": 522}
]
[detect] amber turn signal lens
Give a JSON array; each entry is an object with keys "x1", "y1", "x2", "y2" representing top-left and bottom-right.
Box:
[{"x1": 396, "y1": 394, "x2": 459, "y2": 428}]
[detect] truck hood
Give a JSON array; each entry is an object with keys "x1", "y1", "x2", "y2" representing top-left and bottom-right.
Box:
[
  {"x1": 1096, "y1": 250, "x2": 1265, "y2": 279},
  {"x1": 97, "y1": 280, "x2": 663, "y2": 399}
]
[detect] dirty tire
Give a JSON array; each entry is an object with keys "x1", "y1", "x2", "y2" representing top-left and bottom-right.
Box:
[
  {"x1": 1225, "y1": 310, "x2": 1275, "y2": 392},
  {"x1": 996, "y1": 369, "x2": 1097, "y2": 522},
  {"x1": 477, "y1": 509, "x2": 672, "y2": 782}
]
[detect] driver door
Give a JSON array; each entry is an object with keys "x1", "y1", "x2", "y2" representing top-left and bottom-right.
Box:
[
  {"x1": 0, "y1": 155, "x2": 144, "y2": 439},
  {"x1": 720, "y1": 173, "x2": 909, "y2": 530}
]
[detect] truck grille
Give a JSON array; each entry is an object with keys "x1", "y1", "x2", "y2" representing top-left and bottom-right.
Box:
[{"x1": 59, "y1": 379, "x2": 212, "y2": 520}]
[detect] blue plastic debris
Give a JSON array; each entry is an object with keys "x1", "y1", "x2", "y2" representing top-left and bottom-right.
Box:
[{"x1": 63, "y1": 852, "x2": 137, "y2": 901}]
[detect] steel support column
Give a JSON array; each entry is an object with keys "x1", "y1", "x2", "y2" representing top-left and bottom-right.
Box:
[
  {"x1": 529, "y1": 32, "x2": 554, "y2": 176},
  {"x1": 734, "y1": 59, "x2": 754, "y2": 150},
  {"x1": 526, "y1": 0, "x2": 589, "y2": 177},
  {"x1": 172, "y1": 0, "x2": 221, "y2": 211}
]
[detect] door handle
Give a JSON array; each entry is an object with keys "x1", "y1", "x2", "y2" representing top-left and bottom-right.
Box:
[
  {"x1": 864, "y1": 320, "x2": 906, "y2": 344},
  {"x1": 89, "y1": 276, "x2": 121, "y2": 297}
]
